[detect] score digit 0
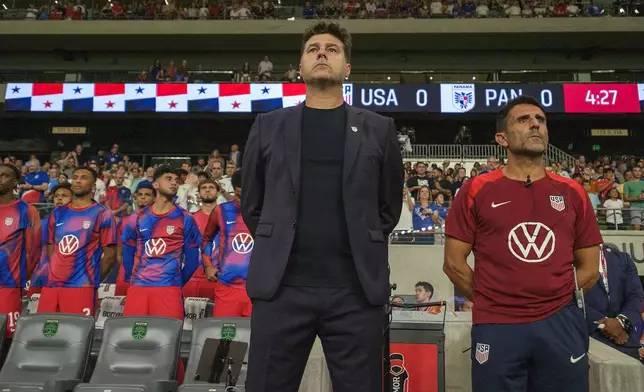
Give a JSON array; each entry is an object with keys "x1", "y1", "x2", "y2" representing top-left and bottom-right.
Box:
[{"x1": 416, "y1": 89, "x2": 428, "y2": 107}]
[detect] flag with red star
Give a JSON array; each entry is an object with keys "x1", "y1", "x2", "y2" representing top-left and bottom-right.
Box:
[
  {"x1": 156, "y1": 84, "x2": 188, "y2": 112},
  {"x1": 30, "y1": 83, "x2": 63, "y2": 112},
  {"x1": 281, "y1": 83, "x2": 307, "y2": 109},
  {"x1": 219, "y1": 84, "x2": 251, "y2": 113},
  {"x1": 94, "y1": 83, "x2": 125, "y2": 112}
]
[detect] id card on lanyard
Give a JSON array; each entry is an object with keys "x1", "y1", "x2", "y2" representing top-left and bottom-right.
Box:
[{"x1": 598, "y1": 246, "x2": 609, "y2": 301}]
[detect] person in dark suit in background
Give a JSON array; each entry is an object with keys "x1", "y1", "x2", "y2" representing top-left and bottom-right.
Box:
[
  {"x1": 241, "y1": 21, "x2": 404, "y2": 392},
  {"x1": 585, "y1": 244, "x2": 644, "y2": 361}
]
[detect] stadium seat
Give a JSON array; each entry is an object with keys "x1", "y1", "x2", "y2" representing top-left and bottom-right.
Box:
[
  {"x1": 179, "y1": 317, "x2": 250, "y2": 391},
  {"x1": 0, "y1": 314, "x2": 95, "y2": 392},
  {"x1": 74, "y1": 317, "x2": 182, "y2": 392}
]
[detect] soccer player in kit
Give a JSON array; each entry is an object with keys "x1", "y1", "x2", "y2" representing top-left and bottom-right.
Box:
[
  {"x1": 114, "y1": 183, "x2": 156, "y2": 296},
  {"x1": 0, "y1": 164, "x2": 41, "y2": 337},
  {"x1": 443, "y1": 96, "x2": 603, "y2": 392},
  {"x1": 39, "y1": 167, "x2": 117, "y2": 315},
  {"x1": 121, "y1": 166, "x2": 202, "y2": 383},
  {"x1": 28, "y1": 183, "x2": 73, "y2": 296},
  {"x1": 202, "y1": 170, "x2": 253, "y2": 317},
  {"x1": 183, "y1": 179, "x2": 220, "y2": 300}
]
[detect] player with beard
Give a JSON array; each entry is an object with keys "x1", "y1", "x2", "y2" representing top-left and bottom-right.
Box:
[
  {"x1": 0, "y1": 164, "x2": 41, "y2": 338},
  {"x1": 121, "y1": 166, "x2": 202, "y2": 383},
  {"x1": 444, "y1": 96, "x2": 602, "y2": 392},
  {"x1": 183, "y1": 179, "x2": 220, "y2": 300},
  {"x1": 28, "y1": 183, "x2": 73, "y2": 296},
  {"x1": 113, "y1": 184, "x2": 156, "y2": 296},
  {"x1": 202, "y1": 170, "x2": 253, "y2": 317},
  {"x1": 39, "y1": 167, "x2": 117, "y2": 315}
]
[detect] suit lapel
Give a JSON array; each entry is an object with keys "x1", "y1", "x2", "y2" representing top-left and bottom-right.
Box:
[
  {"x1": 343, "y1": 105, "x2": 364, "y2": 185},
  {"x1": 285, "y1": 104, "x2": 303, "y2": 193}
]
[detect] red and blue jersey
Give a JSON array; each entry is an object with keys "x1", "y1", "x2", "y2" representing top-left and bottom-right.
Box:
[
  {"x1": 0, "y1": 200, "x2": 41, "y2": 289},
  {"x1": 47, "y1": 203, "x2": 117, "y2": 288},
  {"x1": 114, "y1": 213, "x2": 137, "y2": 283},
  {"x1": 189, "y1": 210, "x2": 212, "y2": 282},
  {"x1": 202, "y1": 201, "x2": 252, "y2": 289},
  {"x1": 102, "y1": 186, "x2": 132, "y2": 218},
  {"x1": 121, "y1": 205, "x2": 202, "y2": 287},
  {"x1": 29, "y1": 217, "x2": 50, "y2": 288}
]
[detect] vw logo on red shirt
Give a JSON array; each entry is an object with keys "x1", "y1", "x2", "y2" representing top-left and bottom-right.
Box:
[
  {"x1": 145, "y1": 238, "x2": 167, "y2": 257},
  {"x1": 508, "y1": 222, "x2": 555, "y2": 263},
  {"x1": 232, "y1": 233, "x2": 254, "y2": 254},
  {"x1": 59, "y1": 234, "x2": 80, "y2": 255}
]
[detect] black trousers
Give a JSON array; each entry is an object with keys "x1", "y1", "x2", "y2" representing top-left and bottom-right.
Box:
[{"x1": 246, "y1": 286, "x2": 384, "y2": 392}]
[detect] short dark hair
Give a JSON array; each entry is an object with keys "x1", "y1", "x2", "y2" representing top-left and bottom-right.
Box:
[
  {"x1": 198, "y1": 179, "x2": 221, "y2": 193},
  {"x1": 176, "y1": 168, "x2": 189, "y2": 177},
  {"x1": 572, "y1": 172, "x2": 582, "y2": 180},
  {"x1": 231, "y1": 169, "x2": 242, "y2": 189},
  {"x1": 415, "y1": 281, "x2": 434, "y2": 293},
  {"x1": 496, "y1": 96, "x2": 546, "y2": 133},
  {"x1": 136, "y1": 183, "x2": 156, "y2": 196},
  {"x1": 196, "y1": 171, "x2": 211, "y2": 179},
  {"x1": 153, "y1": 165, "x2": 178, "y2": 182},
  {"x1": 73, "y1": 167, "x2": 97, "y2": 182},
  {"x1": 0, "y1": 164, "x2": 20, "y2": 180},
  {"x1": 604, "y1": 167, "x2": 614, "y2": 174},
  {"x1": 301, "y1": 21, "x2": 352, "y2": 62},
  {"x1": 51, "y1": 182, "x2": 72, "y2": 195},
  {"x1": 582, "y1": 179, "x2": 591, "y2": 186}
]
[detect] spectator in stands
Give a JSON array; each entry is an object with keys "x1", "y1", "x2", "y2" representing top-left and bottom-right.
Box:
[
  {"x1": 623, "y1": 166, "x2": 644, "y2": 230},
  {"x1": 412, "y1": 186, "x2": 439, "y2": 237},
  {"x1": 603, "y1": 188, "x2": 624, "y2": 230},
  {"x1": 21, "y1": 159, "x2": 49, "y2": 202},
  {"x1": 177, "y1": 172, "x2": 200, "y2": 213},
  {"x1": 406, "y1": 161, "x2": 431, "y2": 199},
  {"x1": 88, "y1": 162, "x2": 106, "y2": 201},
  {"x1": 414, "y1": 281, "x2": 440, "y2": 313},
  {"x1": 102, "y1": 169, "x2": 132, "y2": 219},
  {"x1": 583, "y1": 179, "x2": 601, "y2": 209},
  {"x1": 588, "y1": 0, "x2": 603, "y2": 16},
  {"x1": 303, "y1": 1, "x2": 317, "y2": 18},
  {"x1": 257, "y1": 55, "x2": 273, "y2": 81},
  {"x1": 45, "y1": 166, "x2": 61, "y2": 198},
  {"x1": 460, "y1": 300, "x2": 474, "y2": 312},
  {"x1": 284, "y1": 64, "x2": 299, "y2": 82},
  {"x1": 586, "y1": 244, "x2": 644, "y2": 360},
  {"x1": 229, "y1": 144, "x2": 242, "y2": 168},
  {"x1": 397, "y1": 179, "x2": 415, "y2": 231},
  {"x1": 596, "y1": 167, "x2": 618, "y2": 201},
  {"x1": 432, "y1": 193, "x2": 449, "y2": 223},
  {"x1": 106, "y1": 144, "x2": 122, "y2": 166}
]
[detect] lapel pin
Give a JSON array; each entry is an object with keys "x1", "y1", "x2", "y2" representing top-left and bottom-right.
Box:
[{"x1": 351, "y1": 126, "x2": 358, "y2": 133}]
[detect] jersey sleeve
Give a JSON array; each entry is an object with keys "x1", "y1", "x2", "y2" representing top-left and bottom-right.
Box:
[
  {"x1": 120, "y1": 215, "x2": 137, "y2": 282},
  {"x1": 571, "y1": 183, "x2": 603, "y2": 250},
  {"x1": 47, "y1": 212, "x2": 56, "y2": 245},
  {"x1": 24, "y1": 205, "x2": 42, "y2": 276},
  {"x1": 116, "y1": 219, "x2": 124, "y2": 246},
  {"x1": 99, "y1": 209, "x2": 117, "y2": 246},
  {"x1": 202, "y1": 205, "x2": 222, "y2": 269},
  {"x1": 445, "y1": 178, "x2": 477, "y2": 244},
  {"x1": 181, "y1": 213, "x2": 203, "y2": 285}
]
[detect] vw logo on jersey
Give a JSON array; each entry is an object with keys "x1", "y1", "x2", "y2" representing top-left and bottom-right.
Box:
[
  {"x1": 82, "y1": 221, "x2": 91, "y2": 230},
  {"x1": 59, "y1": 234, "x2": 80, "y2": 256},
  {"x1": 145, "y1": 238, "x2": 167, "y2": 257},
  {"x1": 166, "y1": 226, "x2": 175, "y2": 235},
  {"x1": 4, "y1": 217, "x2": 14, "y2": 226},
  {"x1": 231, "y1": 233, "x2": 254, "y2": 254},
  {"x1": 508, "y1": 222, "x2": 555, "y2": 263}
]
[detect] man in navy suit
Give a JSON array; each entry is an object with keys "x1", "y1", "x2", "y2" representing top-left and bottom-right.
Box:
[{"x1": 585, "y1": 244, "x2": 644, "y2": 360}]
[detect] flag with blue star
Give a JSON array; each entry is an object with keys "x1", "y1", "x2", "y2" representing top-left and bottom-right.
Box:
[
  {"x1": 63, "y1": 84, "x2": 94, "y2": 112},
  {"x1": 250, "y1": 84, "x2": 283, "y2": 112},
  {"x1": 125, "y1": 83, "x2": 156, "y2": 111},
  {"x1": 187, "y1": 84, "x2": 220, "y2": 112},
  {"x1": 4, "y1": 83, "x2": 33, "y2": 111}
]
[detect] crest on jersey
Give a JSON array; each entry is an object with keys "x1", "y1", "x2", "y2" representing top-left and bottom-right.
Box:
[
  {"x1": 475, "y1": 343, "x2": 490, "y2": 364},
  {"x1": 4, "y1": 217, "x2": 13, "y2": 226},
  {"x1": 82, "y1": 221, "x2": 91, "y2": 230},
  {"x1": 549, "y1": 196, "x2": 565, "y2": 212},
  {"x1": 452, "y1": 84, "x2": 475, "y2": 112},
  {"x1": 58, "y1": 235, "x2": 80, "y2": 256},
  {"x1": 232, "y1": 233, "x2": 254, "y2": 254},
  {"x1": 166, "y1": 225, "x2": 175, "y2": 235}
]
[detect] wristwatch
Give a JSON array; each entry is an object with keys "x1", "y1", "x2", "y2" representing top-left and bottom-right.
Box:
[{"x1": 616, "y1": 314, "x2": 635, "y2": 335}]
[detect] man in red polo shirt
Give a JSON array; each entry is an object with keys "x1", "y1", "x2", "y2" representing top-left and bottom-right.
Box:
[{"x1": 444, "y1": 96, "x2": 602, "y2": 392}]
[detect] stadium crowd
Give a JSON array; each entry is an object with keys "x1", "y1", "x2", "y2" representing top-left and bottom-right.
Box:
[{"x1": 4, "y1": 0, "x2": 644, "y2": 20}]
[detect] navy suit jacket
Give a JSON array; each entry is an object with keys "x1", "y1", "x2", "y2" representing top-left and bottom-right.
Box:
[{"x1": 585, "y1": 245, "x2": 644, "y2": 359}]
